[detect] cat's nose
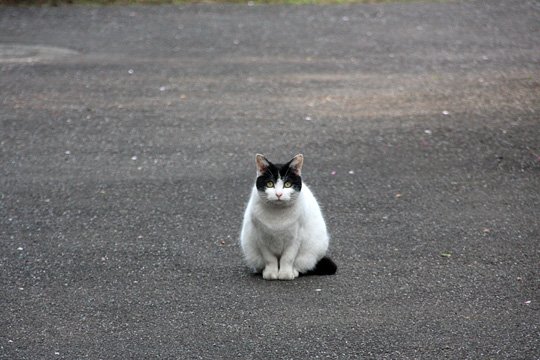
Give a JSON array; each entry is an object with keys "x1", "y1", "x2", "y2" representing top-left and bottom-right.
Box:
[{"x1": 276, "y1": 192, "x2": 283, "y2": 198}]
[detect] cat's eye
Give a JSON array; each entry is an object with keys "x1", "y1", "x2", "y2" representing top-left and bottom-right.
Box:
[
  {"x1": 266, "y1": 181, "x2": 274, "y2": 188},
  {"x1": 284, "y1": 181, "x2": 292, "y2": 188}
]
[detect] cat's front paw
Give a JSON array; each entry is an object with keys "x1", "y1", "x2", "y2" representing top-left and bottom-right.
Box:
[
  {"x1": 262, "y1": 267, "x2": 279, "y2": 280},
  {"x1": 278, "y1": 268, "x2": 299, "y2": 281}
]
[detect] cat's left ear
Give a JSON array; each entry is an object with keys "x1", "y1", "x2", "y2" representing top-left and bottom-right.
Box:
[{"x1": 289, "y1": 154, "x2": 304, "y2": 176}]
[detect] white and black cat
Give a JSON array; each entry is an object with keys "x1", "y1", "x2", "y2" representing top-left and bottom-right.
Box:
[{"x1": 240, "y1": 154, "x2": 337, "y2": 280}]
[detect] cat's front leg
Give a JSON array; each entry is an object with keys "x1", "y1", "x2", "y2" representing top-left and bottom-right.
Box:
[
  {"x1": 278, "y1": 239, "x2": 301, "y2": 280},
  {"x1": 259, "y1": 246, "x2": 279, "y2": 280}
]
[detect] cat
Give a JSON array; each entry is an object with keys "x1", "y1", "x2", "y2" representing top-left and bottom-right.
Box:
[{"x1": 240, "y1": 154, "x2": 337, "y2": 280}]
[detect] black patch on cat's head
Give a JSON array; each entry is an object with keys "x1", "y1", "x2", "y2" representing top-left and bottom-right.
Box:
[{"x1": 255, "y1": 156, "x2": 302, "y2": 193}]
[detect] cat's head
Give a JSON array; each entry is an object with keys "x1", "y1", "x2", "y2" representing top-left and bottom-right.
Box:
[{"x1": 254, "y1": 154, "x2": 303, "y2": 205}]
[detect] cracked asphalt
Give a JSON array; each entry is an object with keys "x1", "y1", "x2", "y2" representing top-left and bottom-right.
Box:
[{"x1": 1, "y1": 1, "x2": 539, "y2": 358}]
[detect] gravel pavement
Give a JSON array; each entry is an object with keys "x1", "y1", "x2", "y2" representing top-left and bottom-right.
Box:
[{"x1": 1, "y1": 1, "x2": 539, "y2": 358}]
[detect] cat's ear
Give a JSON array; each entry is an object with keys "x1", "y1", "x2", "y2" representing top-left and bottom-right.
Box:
[
  {"x1": 255, "y1": 154, "x2": 270, "y2": 176},
  {"x1": 289, "y1": 154, "x2": 304, "y2": 176}
]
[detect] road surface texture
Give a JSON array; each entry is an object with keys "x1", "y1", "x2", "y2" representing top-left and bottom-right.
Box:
[{"x1": 1, "y1": 1, "x2": 539, "y2": 358}]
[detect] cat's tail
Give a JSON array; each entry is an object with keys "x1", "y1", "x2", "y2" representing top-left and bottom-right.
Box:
[{"x1": 302, "y1": 256, "x2": 337, "y2": 276}]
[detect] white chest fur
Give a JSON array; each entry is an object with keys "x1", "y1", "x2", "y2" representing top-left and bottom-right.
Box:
[{"x1": 250, "y1": 193, "x2": 302, "y2": 232}]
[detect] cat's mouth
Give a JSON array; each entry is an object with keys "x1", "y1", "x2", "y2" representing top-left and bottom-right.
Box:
[{"x1": 271, "y1": 198, "x2": 291, "y2": 205}]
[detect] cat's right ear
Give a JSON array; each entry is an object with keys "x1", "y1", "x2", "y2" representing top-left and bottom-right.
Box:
[{"x1": 255, "y1": 154, "x2": 270, "y2": 176}]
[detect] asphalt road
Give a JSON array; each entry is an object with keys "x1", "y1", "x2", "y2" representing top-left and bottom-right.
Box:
[{"x1": 1, "y1": 1, "x2": 539, "y2": 358}]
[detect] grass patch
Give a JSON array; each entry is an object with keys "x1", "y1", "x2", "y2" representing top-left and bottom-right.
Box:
[{"x1": 1, "y1": 0, "x2": 431, "y2": 5}]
